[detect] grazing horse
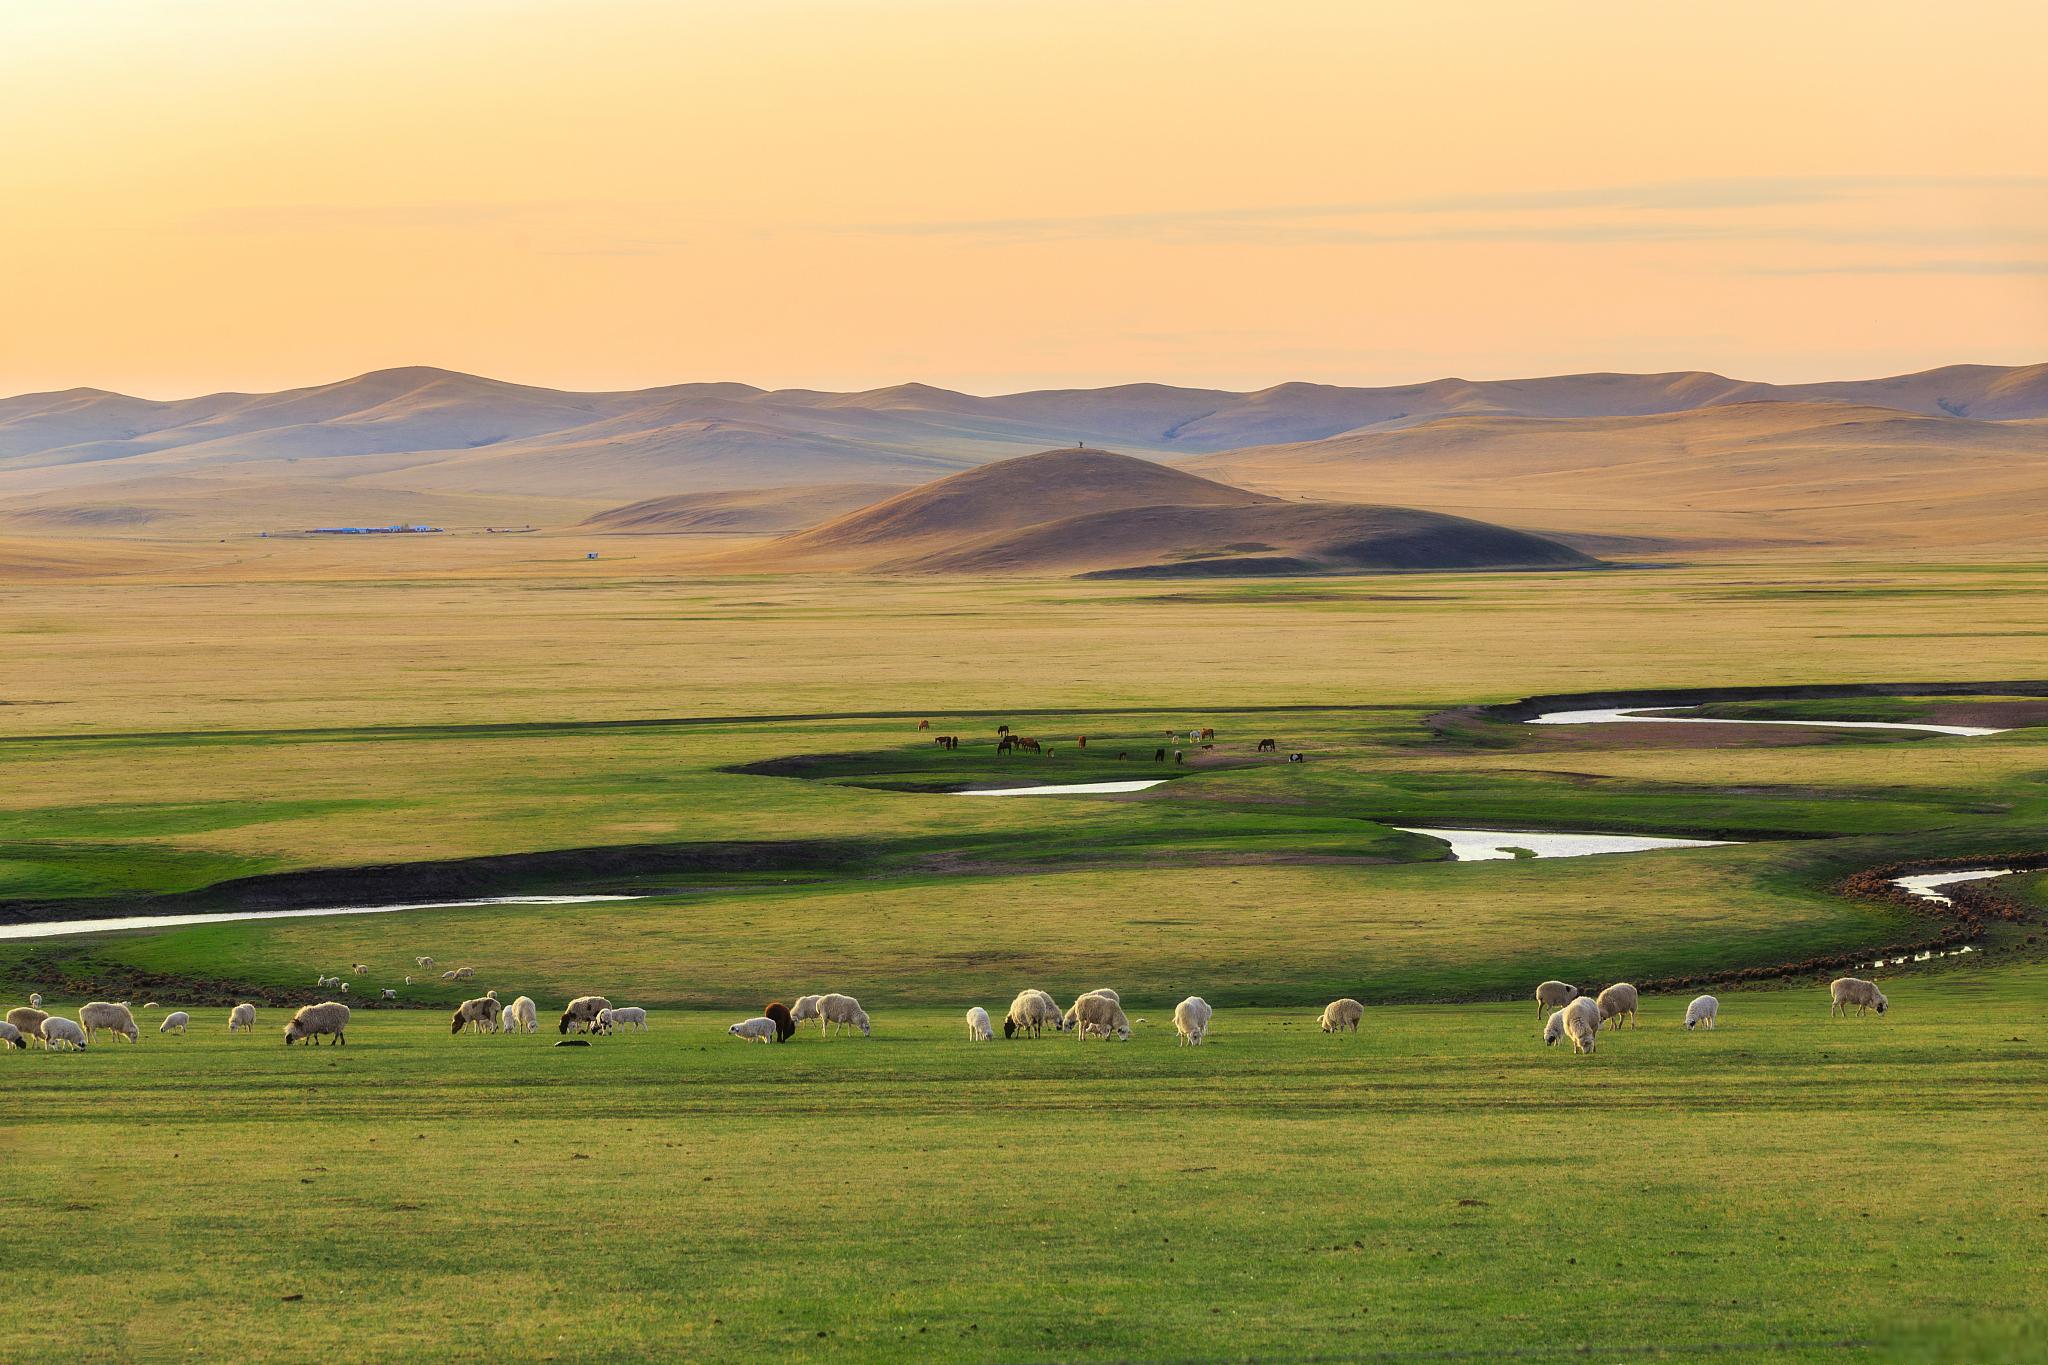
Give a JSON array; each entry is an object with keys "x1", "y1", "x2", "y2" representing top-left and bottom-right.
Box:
[
  {"x1": 933, "y1": 735, "x2": 959, "y2": 749},
  {"x1": 998, "y1": 736, "x2": 1016, "y2": 754},
  {"x1": 1017, "y1": 737, "x2": 1041, "y2": 753},
  {"x1": 997, "y1": 725, "x2": 1010, "y2": 735},
  {"x1": 918, "y1": 720, "x2": 930, "y2": 730},
  {"x1": 1174, "y1": 750, "x2": 1185, "y2": 764},
  {"x1": 1116, "y1": 751, "x2": 1128, "y2": 760},
  {"x1": 1044, "y1": 746, "x2": 1055, "y2": 757},
  {"x1": 1289, "y1": 752, "x2": 1305, "y2": 763},
  {"x1": 1199, "y1": 727, "x2": 1215, "y2": 741},
  {"x1": 1076, "y1": 736, "x2": 1086, "y2": 748},
  {"x1": 1154, "y1": 748, "x2": 1166, "y2": 762},
  {"x1": 1201, "y1": 743, "x2": 1214, "y2": 751},
  {"x1": 1256, "y1": 738, "x2": 1277, "y2": 752}
]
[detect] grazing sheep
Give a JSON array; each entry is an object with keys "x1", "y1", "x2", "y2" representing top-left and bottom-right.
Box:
[
  {"x1": 227, "y1": 1003, "x2": 257, "y2": 1033},
  {"x1": 41, "y1": 1016, "x2": 88, "y2": 1052},
  {"x1": 442, "y1": 970, "x2": 460, "y2": 982},
  {"x1": 8, "y1": 1007, "x2": 51, "y2": 1048},
  {"x1": 1595, "y1": 983, "x2": 1639, "y2": 1029},
  {"x1": 451, "y1": 996, "x2": 503, "y2": 1035},
  {"x1": 763, "y1": 1002, "x2": 794, "y2": 1042},
  {"x1": 79, "y1": 1001, "x2": 140, "y2": 1044},
  {"x1": 417, "y1": 956, "x2": 435, "y2": 968},
  {"x1": 1061, "y1": 988, "x2": 1121, "y2": 1033},
  {"x1": 1535, "y1": 980, "x2": 1579, "y2": 1016},
  {"x1": 352, "y1": 963, "x2": 369, "y2": 974},
  {"x1": 143, "y1": 1002, "x2": 159, "y2": 1011},
  {"x1": 382, "y1": 988, "x2": 397, "y2": 1000},
  {"x1": 1072, "y1": 992, "x2": 1131, "y2": 1041},
  {"x1": 965, "y1": 1006, "x2": 993, "y2": 1042},
  {"x1": 317, "y1": 975, "x2": 340, "y2": 988},
  {"x1": 500, "y1": 996, "x2": 539, "y2": 1035},
  {"x1": 818, "y1": 993, "x2": 871, "y2": 1038},
  {"x1": 28, "y1": 992, "x2": 41, "y2": 1007},
  {"x1": 728, "y1": 1016, "x2": 777, "y2": 1043},
  {"x1": 1320, "y1": 998, "x2": 1364, "y2": 1033},
  {"x1": 0, "y1": 1021, "x2": 22, "y2": 1050},
  {"x1": 453, "y1": 967, "x2": 475, "y2": 981},
  {"x1": 790, "y1": 995, "x2": 825, "y2": 1032},
  {"x1": 609, "y1": 1006, "x2": 648, "y2": 1033},
  {"x1": 1684, "y1": 995, "x2": 1720, "y2": 1031},
  {"x1": 1830, "y1": 977, "x2": 1888, "y2": 1018},
  {"x1": 158, "y1": 1011, "x2": 191, "y2": 1036},
  {"x1": 284, "y1": 1001, "x2": 351, "y2": 1046},
  {"x1": 558, "y1": 996, "x2": 612, "y2": 1035},
  {"x1": 592, "y1": 1008, "x2": 617, "y2": 1035},
  {"x1": 1004, "y1": 989, "x2": 1063, "y2": 1039},
  {"x1": 1173, "y1": 996, "x2": 1212, "y2": 1046},
  {"x1": 1544, "y1": 996, "x2": 1601, "y2": 1055}
]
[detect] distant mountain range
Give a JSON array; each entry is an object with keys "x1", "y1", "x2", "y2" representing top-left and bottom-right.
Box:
[{"x1": 1, "y1": 362, "x2": 2043, "y2": 550}]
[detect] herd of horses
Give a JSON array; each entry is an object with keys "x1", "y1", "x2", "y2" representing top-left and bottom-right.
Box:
[{"x1": 917, "y1": 719, "x2": 1301, "y2": 764}]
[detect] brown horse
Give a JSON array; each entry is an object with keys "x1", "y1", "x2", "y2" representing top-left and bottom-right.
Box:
[
  {"x1": 918, "y1": 720, "x2": 930, "y2": 731},
  {"x1": 1199, "y1": 727, "x2": 1215, "y2": 741},
  {"x1": 1256, "y1": 738, "x2": 1277, "y2": 752}
]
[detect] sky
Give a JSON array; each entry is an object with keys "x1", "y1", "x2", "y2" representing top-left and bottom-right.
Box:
[{"x1": 3, "y1": 0, "x2": 2045, "y2": 398}]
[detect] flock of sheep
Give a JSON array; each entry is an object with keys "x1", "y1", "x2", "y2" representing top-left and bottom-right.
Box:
[{"x1": 0, "y1": 976, "x2": 1892, "y2": 1054}]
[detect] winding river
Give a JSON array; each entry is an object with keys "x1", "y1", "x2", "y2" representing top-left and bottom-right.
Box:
[
  {"x1": 1527, "y1": 705, "x2": 2007, "y2": 737},
  {"x1": 0, "y1": 894, "x2": 646, "y2": 943}
]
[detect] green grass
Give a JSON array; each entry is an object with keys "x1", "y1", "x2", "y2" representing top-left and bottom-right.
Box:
[{"x1": 4, "y1": 977, "x2": 2045, "y2": 1362}]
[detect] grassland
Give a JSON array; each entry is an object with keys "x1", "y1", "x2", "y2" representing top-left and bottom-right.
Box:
[{"x1": 3, "y1": 546, "x2": 2047, "y2": 1361}]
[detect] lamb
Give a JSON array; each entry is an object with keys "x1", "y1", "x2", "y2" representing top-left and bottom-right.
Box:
[
  {"x1": 762, "y1": 1002, "x2": 793, "y2": 1041},
  {"x1": 610, "y1": 1006, "x2": 649, "y2": 1032},
  {"x1": 1320, "y1": 998, "x2": 1364, "y2": 1033},
  {"x1": 317, "y1": 975, "x2": 341, "y2": 988},
  {"x1": 965, "y1": 1006, "x2": 993, "y2": 1042},
  {"x1": 1830, "y1": 977, "x2": 1888, "y2": 1018},
  {"x1": 227, "y1": 1003, "x2": 257, "y2": 1032},
  {"x1": 382, "y1": 989, "x2": 397, "y2": 1000},
  {"x1": 1595, "y1": 983, "x2": 1639, "y2": 1029},
  {"x1": 79, "y1": 1001, "x2": 140, "y2": 1043},
  {"x1": 818, "y1": 993, "x2": 871, "y2": 1038},
  {"x1": 1684, "y1": 995, "x2": 1719, "y2": 1031},
  {"x1": 7, "y1": 1007, "x2": 50, "y2": 1048},
  {"x1": 728, "y1": 1016, "x2": 777, "y2": 1043},
  {"x1": 592, "y1": 1008, "x2": 616, "y2": 1035},
  {"x1": 1072, "y1": 991, "x2": 1131, "y2": 1042},
  {"x1": 41, "y1": 1016, "x2": 88, "y2": 1052},
  {"x1": 0, "y1": 1021, "x2": 21, "y2": 1050},
  {"x1": 1173, "y1": 996, "x2": 1212, "y2": 1046},
  {"x1": 451, "y1": 996, "x2": 503, "y2": 1034},
  {"x1": 791, "y1": 995, "x2": 825, "y2": 1032},
  {"x1": 352, "y1": 963, "x2": 369, "y2": 974},
  {"x1": 28, "y1": 992, "x2": 41, "y2": 1007},
  {"x1": 1534, "y1": 980, "x2": 1579, "y2": 1015},
  {"x1": 284, "y1": 1001, "x2": 351, "y2": 1046},
  {"x1": 1003, "y1": 989, "x2": 1062, "y2": 1039},
  {"x1": 417, "y1": 956, "x2": 435, "y2": 968},
  {"x1": 558, "y1": 996, "x2": 612, "y2": 1035},
  {"x1": 1544, "y1": 996, "x2": 1601, "y2": 1054},
  {"x1": 158, "y1": 1011, "x2": 191, "y2": 1035}
]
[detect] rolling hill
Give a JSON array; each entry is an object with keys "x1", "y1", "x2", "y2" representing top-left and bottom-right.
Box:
[
  {"x1": 726, "y1": 449, "x2": 1599, "y2": 577},
  {"x1": 1185, "y1": 401, "x2": 2048, "y2": 550}
]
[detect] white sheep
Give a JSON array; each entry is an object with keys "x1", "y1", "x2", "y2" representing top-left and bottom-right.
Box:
[
  {"x1": 0, "y1": 1021, "x2": 22, "y2": 1050},
  {"x1": 791, "y1": 995, "x2": 825, "y2": 1032},
  {"x1": 1173, "y1": 996, "x2": 1212, "y2": 1046},
  {"x1": 417, "y1": 956, "x2": 435, "y2": 968},
  {"x1": 1684, "y1": 995, "x2": 1719, "y2": 1031},
  {"x1": 317, "y1": 975, "x2": 340, "y2": 988},
  {"x1": 79, "y1": 1001, "x2": 139, "y2": 1043},
  {"x1": 1830, "y1": 977, "x2": 1888, "y2": 1018},
  {"x1": 1595, "y1": 983, "x2": 1639, "y2": 1029},
  {"x1": 558, "y1": 996, "x2": 612, "y2": 1035},
  {"x1": 28, "y1": 992, "x2": 41, "y2": 1007},
  {"x1": 819, "y1": 993, "x2": 871, "y2": 1038},
  {"x1": 1061, "y1": 987, "x2": 1121, "y2": 1033},
  {"x1": 1072, "y1": 991, "x2": 1131, "y2": 1042},
  {"x1": 7, "y1": 1008, "x2": 49, "y2": 1050},
  {"x1": 609, "y1": 1006, "x2": 648, "y2": 1032},
  {"x1": 441, "y1": 970, "x2": 460, "y2": 982},
  {"x1": 501, "y1": 996, "x2": 539, "y2": 1034},
  {"x1": 728, "y1": 1016, "x2": 777, "y2": 1043},
  {"x1": 453, "y1": 967, "x2": 476, "y2": 981},
  {"x1": 1534, "y1": 980, "x2": 1579, "y2": 1016},
  {"x1": 1003, "y1": 989, "x2": 1062, "y2": 1039},
  {"x1": 227, "y1": 1003, "x2": 257, "y2": 1032},
  {"x1": 1320, "y1": 998, "x2": 1364, "y2": 1033},
  {"x1": 41, "y1": 1016, "x2": 88, "y2": 1051},
  {"x1": 1544, "y1": 996, "x2": 1601, "y2": 1055},
  {"x1": 352, "y1": 963, "x2": 369, "y2": 974},
  {"x1": 965, "y1": 1006, "x2": 993, "y2": 1042},
  {"x1": 382, "y1": 988, "x2": 397, "y2": 1000},
  {"x1": 158, "y1": 1011, "x2": 191, "y2": 1035},
  {"x1": 284, "y1": 1001, "x2": 351, "y2": 1046}
]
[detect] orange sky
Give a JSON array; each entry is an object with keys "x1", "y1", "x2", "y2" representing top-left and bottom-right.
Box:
[{"x1": 3, "y1": 0, "x2": 2044, "y2": 397}]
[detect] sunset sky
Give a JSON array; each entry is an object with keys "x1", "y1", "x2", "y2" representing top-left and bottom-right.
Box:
[{"x1": 4, "y1": 0, "x2": 2044, "y2": 398}]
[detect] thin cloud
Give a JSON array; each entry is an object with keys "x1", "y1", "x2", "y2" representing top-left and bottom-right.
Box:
[{"x1": 1751, "y1": 259, "x2": 2048, "y2": 276}]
